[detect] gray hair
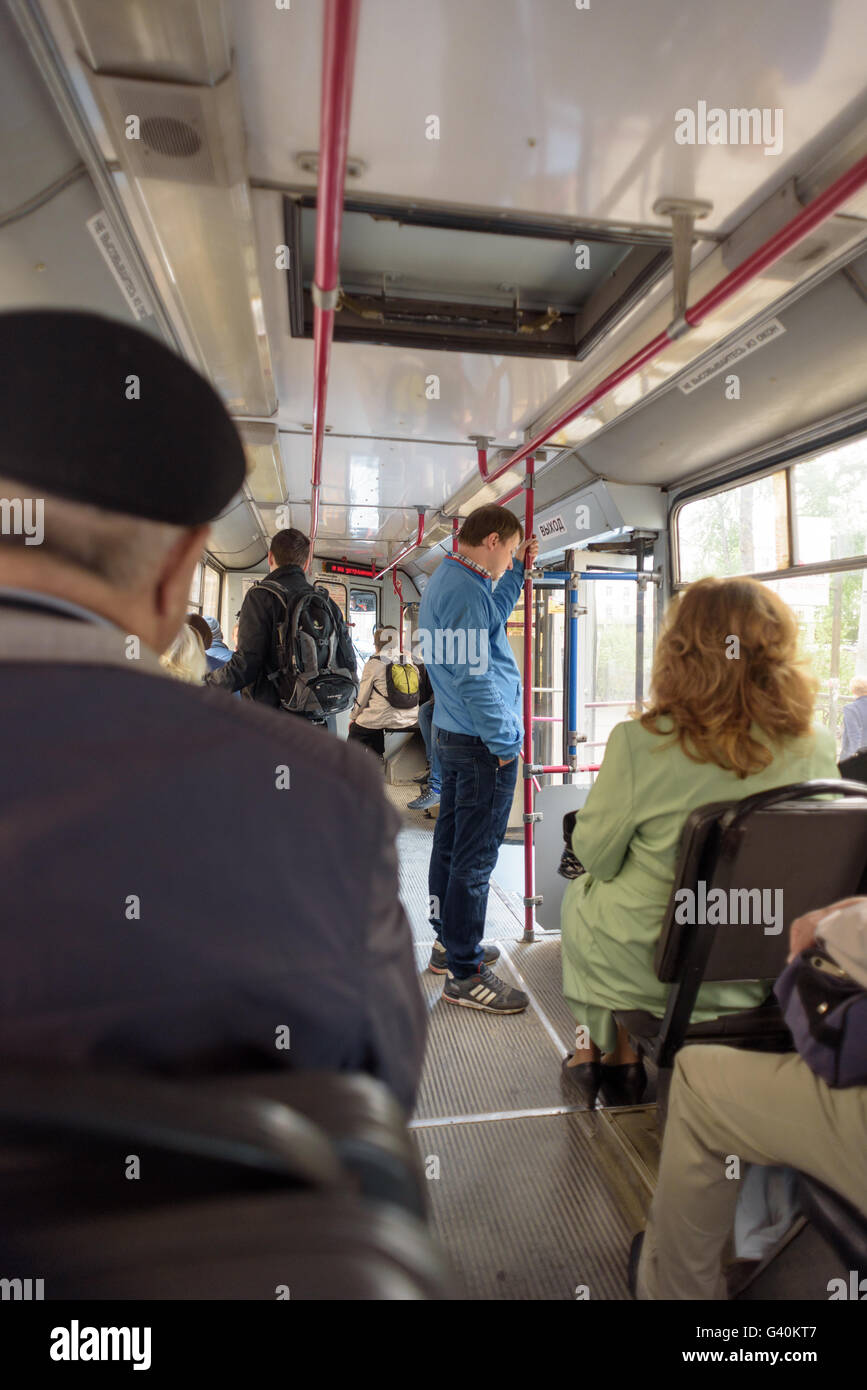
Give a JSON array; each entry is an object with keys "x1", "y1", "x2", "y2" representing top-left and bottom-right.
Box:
[{"x1": 0, "y1": 474, "x2": 188, "y2": 588}]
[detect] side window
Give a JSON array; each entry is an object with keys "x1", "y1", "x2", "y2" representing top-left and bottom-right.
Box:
[
  {"x1": 188, "y1": 561, "x2": 203, "y2": 613},
  {"x1": 201, "y1": 564, "x2": 221, "y2": 621}
]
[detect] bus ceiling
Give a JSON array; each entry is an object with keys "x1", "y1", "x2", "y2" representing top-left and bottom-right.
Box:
[{"x1": 3, "y1": 1, "x2": 867, "y2": 571}]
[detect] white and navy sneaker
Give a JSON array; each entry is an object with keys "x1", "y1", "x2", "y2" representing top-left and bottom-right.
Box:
[
  {"x1": 428, "y1": 940, "x2": 500, "y2": 975},
  {"x1": 442, "y1": 964, "x2": 528, "y2": 1013}
]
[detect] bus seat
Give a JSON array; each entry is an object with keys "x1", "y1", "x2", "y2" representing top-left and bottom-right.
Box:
[
  {"x1": 0, "y1": 1065, "x2": 454, "y2": 1298},
  {"x1": 839, "y1": 747, "x2": 867, "y2": 784},
  {"x1": 0, "y1": 1190, "x2": 454, "y2": 1300},
  {"x1": 614, "y1": 781, "x2": 867, "y2": 1114},
  {"x1": 796, "y1": 1174, "x2": 867, "y2": 1278},
  {"x1": 212, "y1": 1070, "x2": 428, "y2": 1217},
  {"x1": 383, "y1": 728, "x2": 426, "y2": 783}
]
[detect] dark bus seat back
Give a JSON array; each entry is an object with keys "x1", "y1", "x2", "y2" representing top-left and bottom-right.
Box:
[{"x1": 654, "y1": 781, "x2": 867, "y2": 984}]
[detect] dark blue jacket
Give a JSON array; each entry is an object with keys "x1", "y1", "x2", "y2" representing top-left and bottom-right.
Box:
[{"x1": 0, "y1": 600, "x2": 425, "y2": 1112}]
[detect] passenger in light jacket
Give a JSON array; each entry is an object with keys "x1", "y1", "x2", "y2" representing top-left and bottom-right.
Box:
[
  {"x1": 0, "y1": 309, "x2": 425, "y2": 1115},
  {"x1": 561, "y1": 577, "x2": 840, "y2": 1107},
  {"x1": 417, "y1": 504, "x2": 538, "y2": 1009},
  {"x1": 348, "y1": 625, "x2": 420, "y2": 756}
]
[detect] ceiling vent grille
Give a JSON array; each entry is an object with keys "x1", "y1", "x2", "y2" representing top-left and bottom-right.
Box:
[{"x1": 87, "y1": 69, "x2": 242, "y2": 186}]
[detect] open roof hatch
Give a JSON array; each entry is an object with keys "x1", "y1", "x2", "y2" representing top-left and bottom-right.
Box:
[{"x1": 283, "y1": 197, "x2": 672, "y2": 359}]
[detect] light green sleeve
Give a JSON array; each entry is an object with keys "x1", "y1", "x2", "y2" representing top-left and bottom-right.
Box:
[
  {"x1": 571, "y1": 721, "x2": 636, "y2": 881},
  {"x1": 811, "y1": 726, "x2": 842, "y2": 779}
]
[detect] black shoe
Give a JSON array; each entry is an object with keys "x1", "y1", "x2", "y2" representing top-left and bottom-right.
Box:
[
  {"x1": 627, "y1": 1231, "x2": 644, "y2": 1298},
  {"x1": 599, "y1": 1061, "x2": 647, "y2": 1106},
  {"x1": 560, "y1": 1055, "x2": 601, "y2": 1107},
  {"x1": 412, "y1": 770, "x2": 431, "y2": 784},
  {"x1": 429, "y1": 940, "x2": 500, "y2": 975}
]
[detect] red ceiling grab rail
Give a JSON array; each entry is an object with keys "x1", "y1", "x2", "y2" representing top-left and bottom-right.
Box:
[
  {"x1": 374, "y1": 511, "x2": 425, "y2": 580},
  {"x1": 459, "y1": 151, "x2": 867, "y2": 507},
  {"x1": 309, "y1": 0, "x2": 361, "y2": 547}
]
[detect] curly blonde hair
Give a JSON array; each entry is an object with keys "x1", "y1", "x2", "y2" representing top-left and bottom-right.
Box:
[{"x1": 639, "y1": 577, "x2": 817, "y2": 778}]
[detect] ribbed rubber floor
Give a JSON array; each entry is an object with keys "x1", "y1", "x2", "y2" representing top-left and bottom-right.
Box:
[
  {"x1": 389, "y1": 782, "x2": 525, "y2": 943},
  {"x1": 388, "y1": 779, "x2": 651, "y2": 1299},
  {"x1": 411, "y1": 1113, "x2": 632, "y2": 1300},
  {"x1": 412, "y1": 941, "x2": 578, "y2": 1120}
]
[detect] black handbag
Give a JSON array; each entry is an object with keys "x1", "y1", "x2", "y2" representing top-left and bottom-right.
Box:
[{"x1": 558, "y1": 810, "x2": 586, "y2": 880}]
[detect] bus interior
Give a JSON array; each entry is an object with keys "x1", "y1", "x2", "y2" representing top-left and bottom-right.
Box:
[{"x1": 1, "y1": 0, "x2": 867, "y2": 1313}]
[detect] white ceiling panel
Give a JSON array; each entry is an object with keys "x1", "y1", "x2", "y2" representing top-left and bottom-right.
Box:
[
  {"x1": 575, "y1": 268, "x2": 867, "y2": 488},
  {"x1": 280, "y1": 430, "x2": 483, "y2": 517},
  {"x1": 233, "y1": 0, "x2": 867, "y2": 236},
  {"x1": 251, "y1": 187, "x2": 584, "y2": 443},
  {"x1": 0, "y1": 3, "x2": 80, "y2": 211}
]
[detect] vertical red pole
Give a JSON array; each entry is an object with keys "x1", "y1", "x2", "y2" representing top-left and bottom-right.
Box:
[
  {"x1": 452, "y1": 517, "x2": 460, "y2": 553},
  {"x1": 392, "y1": 569, "x2": 404, "y2": 653},
  {"x1": 522, "y1": 455, "x2": 536, "y2": 943}
]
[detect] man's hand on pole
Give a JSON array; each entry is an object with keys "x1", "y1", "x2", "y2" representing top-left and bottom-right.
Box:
[{"x1": 518, "y1": 534, "x2": 539, "y2": 568}]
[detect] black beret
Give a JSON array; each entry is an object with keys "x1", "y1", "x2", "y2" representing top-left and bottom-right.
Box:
[{"x1": 0, "y1": 309, "x2": 247, "y2": 525}]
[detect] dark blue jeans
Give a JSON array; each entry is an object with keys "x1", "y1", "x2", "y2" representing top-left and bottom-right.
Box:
[
  {"x1": 417, "y1": 698, "x2": 441, "y2": 791},
  {"x1": 428, "y1": 730, "x2": 518, "y2": 977}
]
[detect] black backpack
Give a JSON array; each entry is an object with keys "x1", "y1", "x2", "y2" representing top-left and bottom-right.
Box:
[
  {"x1": 256, "y1": 579, "x2": 358, "y2": 718},
  {"x1": 383, "y1": 658, "x2": 420, "y2": 711}
]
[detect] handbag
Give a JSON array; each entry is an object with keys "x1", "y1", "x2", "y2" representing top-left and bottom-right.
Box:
[
  {"x1": 558, "y1": 810, "x2": 587, "y2": 881},
  {"x1": 773, "y1": 946, "x2": 867, "y2": 1088}
]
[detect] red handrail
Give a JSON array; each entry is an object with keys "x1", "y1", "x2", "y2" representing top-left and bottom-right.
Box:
[
  {"x1": 374, "y1": 511, "x2": 425, "y2": 580},
  {"x1": 522, "y1": 455, "x2": 536, "y2": 939},
  {"x1": 466, "y1": 152, "x2": 867, "y2": 503},
  {"x1": 392, "y1": 568, "x2": 404, "y2": 652},
  {"x1": 309, "y1": 0, "x2": 360, "y2": 545}
]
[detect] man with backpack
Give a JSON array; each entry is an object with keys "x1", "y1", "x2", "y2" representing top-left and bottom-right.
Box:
[
  {"x1": 348, "y1": 627, "x2": 420, "y2": 756},
  {"x1": 206, "y1": 528, "x2": 357, "y2": 722}
]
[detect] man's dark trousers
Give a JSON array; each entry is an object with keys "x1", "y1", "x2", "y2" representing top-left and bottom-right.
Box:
[{"x1": 428, "y1": 730, "x2": 518, "y2": 977}]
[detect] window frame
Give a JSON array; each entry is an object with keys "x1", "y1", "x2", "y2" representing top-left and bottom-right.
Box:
[{"x1": 671, "y1": 430, "x2": 867, "y2": 591}]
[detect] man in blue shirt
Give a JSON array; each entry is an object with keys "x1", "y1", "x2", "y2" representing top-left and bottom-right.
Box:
[{"x1": 418, "y1": 504, "x2": 538, "y2": 1012}]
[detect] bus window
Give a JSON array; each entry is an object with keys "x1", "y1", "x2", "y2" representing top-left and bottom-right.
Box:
[
  {"x1": 674, "y1": 433, "x2": 867, "y2": 754},
  {"x1": 202, "y1": 564, "x2": 221, "y2": 621},
  {"x1": 584, "y1": 573, "x2": 653, "y2": 765},
  {"x1": 676, "y1": 471, "x2": 787, "y2": 582},
  {"x1": 791, "y1": 438, "x2": 867, "y2": 567},
  {"x1": 350, "y1": 589, "x2": 378, "y2": 673},
  {"x1": 188, "y1": 560, "x2": 203, "y2": 613}
]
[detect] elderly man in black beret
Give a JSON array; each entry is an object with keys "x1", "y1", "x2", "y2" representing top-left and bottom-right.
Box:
[{"x1": 0, "y1": 310, "x2": 424, "y2": 1112}]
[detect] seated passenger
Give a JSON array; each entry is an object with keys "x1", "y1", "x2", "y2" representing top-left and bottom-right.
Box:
[
  {"x1": 348, "y1": 627, "x2": 419, "y2": 757},
  {"x1": 560, "y1": 577, "x2": 839, "y2": 1105},
  {"x1": 0, "y1": 309, "x2": 425, "y2": 1114},
  {"x1": 162, "y1": 621, "x2": 207, "y2": 683},
  {"x1": 204, "y1": 615, "x2": 233, "y2": 670},
  {"x1": 840, "y1": 676, "x2": 867, "y2": 761},
  {"x1": 633, "y1": 895, "x2": 867, "y2": 1299}
]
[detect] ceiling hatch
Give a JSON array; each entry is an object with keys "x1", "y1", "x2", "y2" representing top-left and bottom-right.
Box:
[{"x1": 283, "y1": 198, "x2": 671, "y2": 360}]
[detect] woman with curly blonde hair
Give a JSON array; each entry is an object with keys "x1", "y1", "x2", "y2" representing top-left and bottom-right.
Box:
[{"x1": 560, "y1": 577, "x2": 839, "y2": 1104}]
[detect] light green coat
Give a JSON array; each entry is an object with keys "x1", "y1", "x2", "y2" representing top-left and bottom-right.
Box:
[{"x1": 561, "y1": 717, "x2": 840, "y2": 1053}]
